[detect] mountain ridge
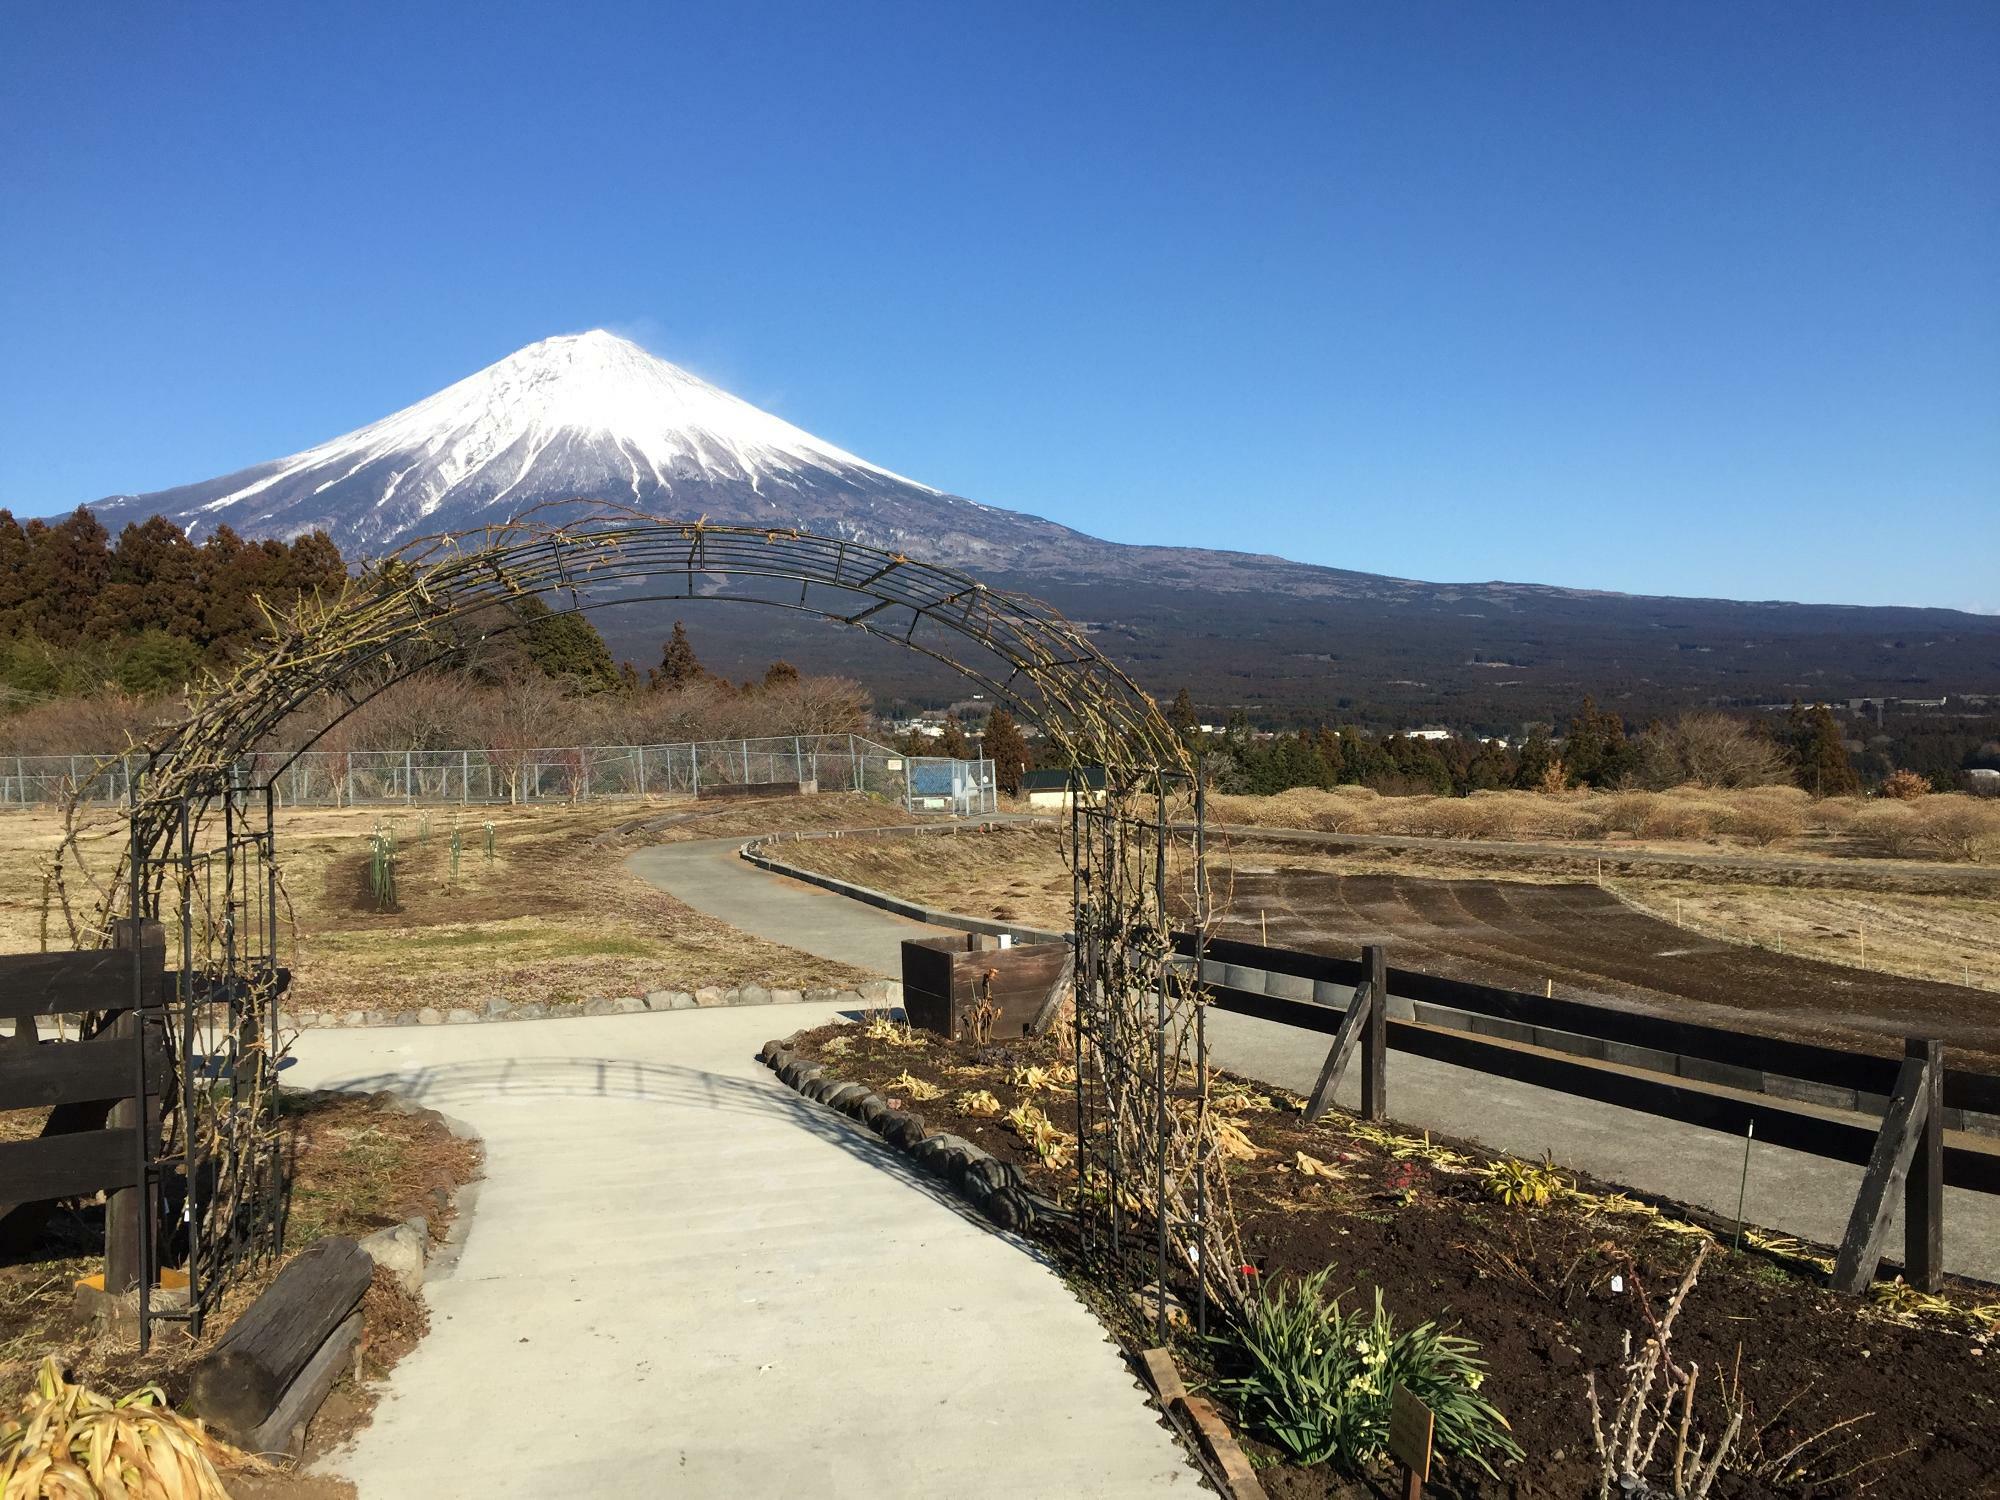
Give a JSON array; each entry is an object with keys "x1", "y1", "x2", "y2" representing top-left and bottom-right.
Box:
[{"x1": 81, "y1": 331, "x2": 2000, "y2": 722}]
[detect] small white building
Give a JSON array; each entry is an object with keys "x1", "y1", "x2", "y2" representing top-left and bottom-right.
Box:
[{"x1": 1021, "y1": 767, "x2": 1106, "y2": 811}]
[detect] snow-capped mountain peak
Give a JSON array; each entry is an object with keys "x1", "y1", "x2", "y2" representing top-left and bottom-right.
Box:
[{"x1": 98, "y1": 330, "x2": 964, "y2": 553}]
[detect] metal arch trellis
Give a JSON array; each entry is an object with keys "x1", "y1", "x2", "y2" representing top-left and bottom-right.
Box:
[{"x1": 49, "y1": 503, "x2": 1251, "y2": 1324}]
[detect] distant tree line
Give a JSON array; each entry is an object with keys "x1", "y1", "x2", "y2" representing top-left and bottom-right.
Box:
[
  {"x1": 0, "y1": 509, "x2": 871, "y2": 756},
  {"x1": 1173, "y1": 688, "x2": 1998, "y2": 799},
  {"x1": 9, "y1": 507, "x2": 1993, "y2": 794},
  {"x1": 0, "y1": 508, "x2": 346, "y2": 700}
]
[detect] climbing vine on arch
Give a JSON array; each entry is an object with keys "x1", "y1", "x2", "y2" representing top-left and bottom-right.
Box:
[{"x1": 51, "y1": 503, "x2": 1251, "y2": 1315}]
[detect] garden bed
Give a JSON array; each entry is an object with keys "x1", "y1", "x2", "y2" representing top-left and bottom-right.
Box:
[
  {"x1": 784, "y1": 1017, "x2": 1997, "y2": 1499},
  {"x1": 0, "y1": 1090, "x2": 482, "y2": 1493}
]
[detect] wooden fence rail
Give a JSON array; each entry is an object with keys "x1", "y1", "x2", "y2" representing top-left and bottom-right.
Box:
[
  {"x1": 0, "y1": 925, "x2": 167, "y2": 1295},
  {"x1": 1174, "y1": 933, "x2": 1998, "y2": 1293}
]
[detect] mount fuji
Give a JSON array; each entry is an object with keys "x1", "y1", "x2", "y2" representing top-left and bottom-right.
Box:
[
  {"x1": 83, "y1": 331, "x2": 2000, "y2": 720},
  {"x1": 88, "y1": 331, "x2": 1096, "y2": 572}
]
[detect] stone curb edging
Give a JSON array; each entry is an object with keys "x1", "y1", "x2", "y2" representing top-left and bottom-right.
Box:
[
  {"x1": 285, "y1": 979, "x2": 902, "y2": 1031},
  {"x1": 758, "y1": 1033, "x2": 1054, "y2": 1234},
  {"x1": 739, "y1": 826, "x2": 1069, "y2": 946},
  {"x1": 1138, "y1": 1347, "x2": 1269, "y2": 1500}
]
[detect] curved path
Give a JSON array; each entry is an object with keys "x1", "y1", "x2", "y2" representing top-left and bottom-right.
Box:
[
  {"x1": 289, "y1": 1005, "x2": 1197, "y2": 1496},
  {"x1": 626, "y1": 838, "x2": 950, "y2": 972},
  {"x1": 627, "y1": 836, "x2": 2000, "y2": 1283}
]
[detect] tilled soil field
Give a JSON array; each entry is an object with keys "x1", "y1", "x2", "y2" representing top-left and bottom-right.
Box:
[
  {"x1": 1224, "y1": 869, "x2": 2000, "y2": 1066},
  {"x1": 771, "y1": 824, "x2": 2000, "y2": 1064},
  {"x1": 787, "y1": 1018, "x2": 2000, "y2": 1500}
]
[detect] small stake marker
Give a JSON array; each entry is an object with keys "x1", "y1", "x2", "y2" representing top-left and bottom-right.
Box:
[
  {"x1": 1733, "y1": 1118, "x2": 1755, "y2": 1249},
  {"x1": 1389, "y1": 1382, "x2": 1433, "y2": 1500}
]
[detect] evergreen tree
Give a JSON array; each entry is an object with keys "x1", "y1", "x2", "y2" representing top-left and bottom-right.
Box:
[
  {"x1": 1465, "y1": 738, "x2": 1515, "y2": 791},
  {"x1": 1338, "y1": 726, "x2": 1393, "y2": 787},
  {"x1": 1789, "y1": 702, "x2": 1860, "y2": 797},
  {"x1": 113, "y1": 630, "x2": 204, "y2": 695},
  {"x1": 938, "y1": 712, "x2": 970, "y2": 759},
  {"x1": 282, "y1": 530, "x2": 347, "y2": 601},
  {"x1": 95, "y1": 517, "x2": 203, "y2": 641},
  {"x1": 1563, "y1": 696, "x2": 1633, "y2": 787},
  {"x1": 1167, "y1": 687, "x2": 1200, "y2": 738},
  {"x1": 1303, "y1": 727, "x2": 1343, "y2": 785},
  {"x1": 194, "y1": 525, "x2": 266, "y2": 652},
  {"x1": 0, "y1": 512, "x2": 29, "y2": 637},
  {"x1": 515, "y1": 598, "x2": 621, "y2": 693},
  {"x1": 1515, "y1": 724, "x2": 1559, "y2": 790},
  {"x1": 23, "y1": 508, "x2": 112, "y2": 645},
  {"x1": 1384, "y1": 734, "x2": 1454, "y2": 795},
  {"x1": 0, "y1": 510, "x2": 350, "y2": 686},
  {"x1": 979, "y1": 708, "x2": 1031, "y2": 795},
  {"x1": 651, "y1": 621, "x2": 706, "y2": 690}
]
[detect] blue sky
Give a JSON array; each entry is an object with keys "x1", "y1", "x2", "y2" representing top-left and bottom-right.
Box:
[{"x1": 2, "y1": 2, "x2": 1994, "y2": 610}]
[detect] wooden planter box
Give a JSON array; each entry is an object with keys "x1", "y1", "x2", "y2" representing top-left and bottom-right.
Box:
[{"x1": 901, "y1": 934, "x2": 1070, "y2": 1041}]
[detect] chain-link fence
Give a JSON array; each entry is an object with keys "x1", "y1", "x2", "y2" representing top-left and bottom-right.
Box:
[{"x1": 0, "y1": 735, "x2": 999, "y2": 817}]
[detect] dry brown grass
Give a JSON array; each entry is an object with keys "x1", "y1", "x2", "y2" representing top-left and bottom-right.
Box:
[
  {"x1": 778, "y1": 823, "x2": 1076, "y2": 931},
  {"x1": 1202, "y1": 785, "x2": 2000, "y2": 863},
  {"x1": 1611, "y1": 882, "x2": 2000, "y2": 993},
  {"x1": 0, "y1": 795, "x2": 886, "y2": 1013},
  {"x1": 773, "y1": 822, "x2": 2000, "y2": 992},
  {"x1": 605, "y1": 791, "x2": 918, "y2": 845}
]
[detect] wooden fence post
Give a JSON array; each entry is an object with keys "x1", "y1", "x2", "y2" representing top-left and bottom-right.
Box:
[
  {"x1": 1361, "y1": 944, "x2": 1387, "y2": 1122},
  {"x1": 1304, "y1": 976, "x2": 1373, "y2": 1123},
  {"x1": 1833, "y1": 1036, "x2": 1941, "y2": 1295},
  {"x1": 104, "y1": 919, "x2": 165, "y2": 1295},
  {"x1": 1904, "y1": 1037, "x2": 1944, "y2": 1292}
]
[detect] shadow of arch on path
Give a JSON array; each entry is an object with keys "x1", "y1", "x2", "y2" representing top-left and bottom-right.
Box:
[{"x1": 308, "y1": 1054, "x2": 1052, "y2": 1264}]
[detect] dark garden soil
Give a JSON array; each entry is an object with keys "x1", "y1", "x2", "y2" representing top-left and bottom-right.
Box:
[
  {"x1": 1220, "y1": 870, "x2": 2000, "y2": 1068},
  {"x1": 787, "y1": 1020, "x2": 2000, "y2": 1500}
]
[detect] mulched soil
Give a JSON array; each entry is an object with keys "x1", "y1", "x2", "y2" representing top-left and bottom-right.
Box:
[
  {"x1": 1222, "y1": 870, "x2": 2000, "y2": 1066},
  {"x1": 0, "y1": 1093, "x2": 482, "y2": 1497},
  {"x1": 788, "y1": 1019, "x2": 2000, "y2": 1500}
]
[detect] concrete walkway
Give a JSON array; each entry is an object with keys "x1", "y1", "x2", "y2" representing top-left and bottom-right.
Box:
[
  {"x1": 628, "y1": 837, "x2": 2000, "y2": 1283},
  {"x1": 288, "y1": 1006, "x2": 1197, "y2": 1498},
  {"x1": 628, "y1": 839, "x2": 945, "y2": 973}
]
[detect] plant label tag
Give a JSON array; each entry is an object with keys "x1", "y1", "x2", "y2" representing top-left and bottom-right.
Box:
[{"x1": 1389, "y1": 1382, "x2": 1433, "y2": 1483}]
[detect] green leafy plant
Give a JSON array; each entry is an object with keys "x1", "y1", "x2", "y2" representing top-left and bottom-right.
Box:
[
  {"x1": 1212, "y1": 1270, "x2": 1521, "y2": 1477},
  {"x1": 449, "y1": 813, "x2": 464, "y2": 882},
  {"x1": 1483, "y1": 1154, "x2": 1566, "y2": 1207}
]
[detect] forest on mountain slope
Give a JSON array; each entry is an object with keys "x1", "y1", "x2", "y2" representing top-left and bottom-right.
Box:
[{"x1": 3, "y1": 507, "x2": 1995, "y2": 801}]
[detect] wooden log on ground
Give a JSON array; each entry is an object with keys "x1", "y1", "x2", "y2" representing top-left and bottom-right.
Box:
[
  {"x1": 246, "y1": 1311, "x2": 363, "y2": 1459},
  {"x1": 186, "y1": 1237, "x2": 374, "y2": 1442}
]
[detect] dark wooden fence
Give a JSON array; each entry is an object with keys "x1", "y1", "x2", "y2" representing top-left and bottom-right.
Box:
[
  {"x1": 1175, "y1": 932, "x2": 2000, "y2": 1292},
  {"x1": 0, "y1": 923, "x2": 168, "y2": 1293}
]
